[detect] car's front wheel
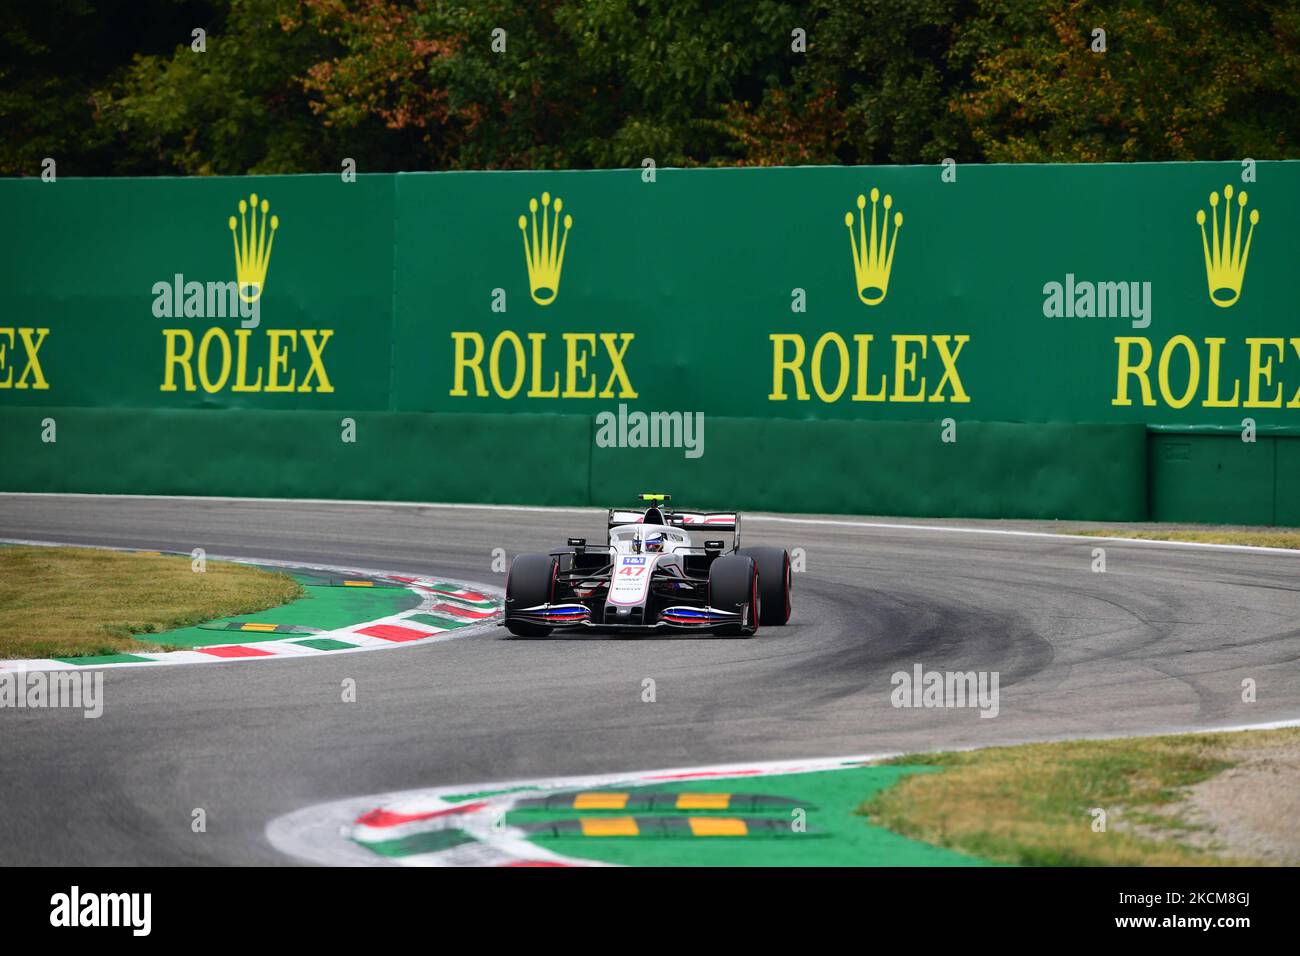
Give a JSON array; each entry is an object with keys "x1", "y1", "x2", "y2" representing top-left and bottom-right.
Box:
[
  {"x1": 707, "y1": 554, "x2": 759, "y2": 637},
  {"x1": 504, "y1": 552, "x2": 555, "y2": 637}
]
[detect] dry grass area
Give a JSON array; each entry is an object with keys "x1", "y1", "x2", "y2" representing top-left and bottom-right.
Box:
[
  {"x1": 861, "y1": 728, "x2": 1300, "y2": 866},
  {"x1": 0, "y1": 545, "x2": 302, "y2": 659},
  {"x1": 1154, "y1": 735, "x2": 1300, "y2": 864},
  {"x1": 1076, "y1": 529, "x2": 1300, "y2": 549}
]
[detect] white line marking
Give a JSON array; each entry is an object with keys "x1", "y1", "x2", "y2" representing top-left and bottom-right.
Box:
[
  {"x1": 744, "y1": 514, "x2": 1300, "y2": 556},
  {"x1": 0, "y1": 491, "x2": 597, "y2": 516},
  {"x1": 5, "y1": 492, "x2": 1295, "y2": 556}
]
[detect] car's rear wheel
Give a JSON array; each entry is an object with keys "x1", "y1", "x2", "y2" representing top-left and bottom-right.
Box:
[
  {"x1": 504, "y1": 552, "x2": 555, "y2": 637},
  {"x1": 708, "y1": 554, "x2": 759, "y2": 637},
  {"x1": 738, "y1": 547, "x2": 791, "y2": 625}
]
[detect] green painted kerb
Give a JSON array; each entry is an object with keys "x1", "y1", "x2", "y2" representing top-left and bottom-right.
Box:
[
  {"x1": 58, "y1": 653, "x2": 154, "y2": 666},
  {"x1": 138, "y1": 569, "x2": 419, "y2": 648},
  {"x1": 513, "y1": 766, "x2": 995, "y2": 867},
  {"x1": 364, "y1": 829, "x2": 479, "y2": 858}
]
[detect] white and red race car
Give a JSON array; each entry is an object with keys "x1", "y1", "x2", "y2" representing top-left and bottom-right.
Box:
[{"x1": 502, "y1": 494, "x2": 792, "y2": 638}]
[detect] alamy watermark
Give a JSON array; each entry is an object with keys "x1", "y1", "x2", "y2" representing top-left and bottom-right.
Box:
[
  {"x1": 152, "y1": 273, "x2": 260, "y2": 329},
  {"x1": 1, "y1": 668, "x2": 103, "y2": 718},
  {"x1": 890, "y1": 663, "x2": 999, "y2": 718},
  {"x1": 1042, "y1": 273, "x2": 1151, "y2": 329},
  {"x1": 595, "y1": 404, "x2": 704, "y2": 459},
  {"x1": 50, "y1": 886, "x2": 150, "y2": 936}
]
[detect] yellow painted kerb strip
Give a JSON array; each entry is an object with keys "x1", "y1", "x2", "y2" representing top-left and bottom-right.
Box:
[
  {"x1": 573, "y1": 792, "x2": 629, "y2": 810},
  {"x1": 579, "y1": 816, "x2": 639, "y2": 837},
  {"x1": 343, "y1": 580, "x2": 374, "y2": 587},
  {"x1": 676, "y1": 793, "x2": 731, "y2": 810},
  {"x1": 688, "y1": 817, "x2": 748, "y2": 837},
  {"x1": 240, "y1": 622, "x2": 278, "y2": 632}
]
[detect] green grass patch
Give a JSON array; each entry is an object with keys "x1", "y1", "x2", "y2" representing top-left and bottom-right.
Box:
[
  {"x1": 1076, "y1": 529, "x2": 1300, "y2": 549},
  {"x1": 861, "y1": 730, "x2": 1300, "y2": 866},
  {"x1": 0, "y1": 545, "x2": 302, "y2": 659}
]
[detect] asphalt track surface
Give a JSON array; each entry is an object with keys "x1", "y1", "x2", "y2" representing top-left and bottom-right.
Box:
[{"x1": 2, "y1": 493, "x2": 1298, "y2": 865}]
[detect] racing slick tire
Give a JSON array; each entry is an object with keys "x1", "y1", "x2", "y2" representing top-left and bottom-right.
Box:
[
  {"x1": 708, "y1": 554, "x2": 760, "y2": 638},
  {"x1": 737, "y1": 547, "x2": 792, "y2": 626},
  {"x1": 504, "y1": 552, "x2": 556, "y2": 637}
]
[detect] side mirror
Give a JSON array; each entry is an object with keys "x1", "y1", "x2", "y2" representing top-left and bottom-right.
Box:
[{"x1": 567, "y1": 537, "x2": 586, "y2": 552}]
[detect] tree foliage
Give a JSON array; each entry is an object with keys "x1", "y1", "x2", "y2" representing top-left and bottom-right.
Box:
[
  {"x1": 955, "y1": 0, "x2": 1300, "y2": 162},
  {"x1": 2, "y1": 0, "x2": 1296, "y2": 176}
]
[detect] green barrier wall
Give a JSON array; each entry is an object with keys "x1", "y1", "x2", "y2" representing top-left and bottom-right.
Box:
[
  {"x1": 1149, "y1": 432, "x2": 1298, "y2": 525},
  {"x1": 0, "y1": 408, "x2": 588, "y2": 505},
  {"x1": 3, "y1": 162, "x2": 1297, "y2": 522},
  {"x1": 589, "y1": 419, "x2": 1148, "y2": 520},
  {"x1": 0, "y1": 409, "x2": 1146, "y2": 521}
]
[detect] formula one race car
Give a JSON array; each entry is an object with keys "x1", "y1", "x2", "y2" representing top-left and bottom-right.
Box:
[{"x1": 502, "y1": 494, "x2": 792, "y2": 638}]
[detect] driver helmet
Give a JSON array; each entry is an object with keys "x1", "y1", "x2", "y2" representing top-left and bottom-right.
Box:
[{"x1": 644, "y1": 533, "x2": 665, "y2": 554}]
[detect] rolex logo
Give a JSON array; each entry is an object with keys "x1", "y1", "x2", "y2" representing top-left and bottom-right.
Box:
[
  {"x1": 228, "y1": 193, "x2": 280, "y2": 303},
  {"x1": 845, "y1": 188, "x2": 903, "y2": 307},
  {"x1": 518, "y1": 192, "x2": 572, "y2": 306},
  {"x1": 1196, "y1": 184, "x2": 1259, "y2": 309}
]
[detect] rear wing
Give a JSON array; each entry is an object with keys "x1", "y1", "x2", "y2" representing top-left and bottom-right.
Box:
[
  {"x1": 606, "y1": 509, "x2": 742, "y2": 549},
  {"x1": 669, "y1": 512, "x2": 739, "y2": 532},
  {"x1": 607, "y1": 509, "x2": 738, "y2": 531}
]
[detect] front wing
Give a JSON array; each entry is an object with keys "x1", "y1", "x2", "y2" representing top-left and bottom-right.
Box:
[
  {"x1": 506, "y1": 601, "x2": 748, "y2": 630},
  {"x1": 507, "y1": 559, "x2": 752, "y2": 630}
]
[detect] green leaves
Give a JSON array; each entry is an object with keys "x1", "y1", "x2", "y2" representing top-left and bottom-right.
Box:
[
  {"x1": 3, "y1": 0, "x2": 1297, "y2": 176},
  {"x1": 957, "y1": 0, "x2": 1300, "y2": 163}
]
